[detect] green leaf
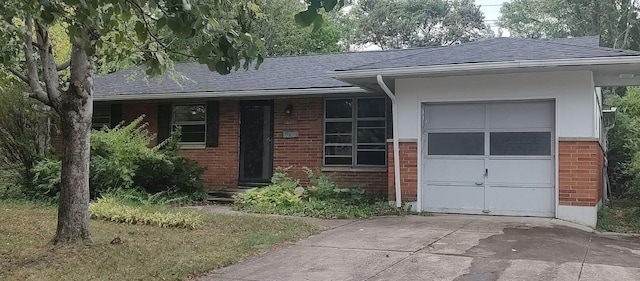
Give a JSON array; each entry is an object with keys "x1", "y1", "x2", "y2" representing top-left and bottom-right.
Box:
[
  {"x1": 134, "y1": 21, "x2": 148, "y2": 41},
  {"x1": 294, "y1": 9, "x2": 317, "y2": 27},
  {"x1": 312, "y1": 14, "x2": 323, "y2": 32},
  {"x1": 324, "y1": 0, "x2": 338, "y2": 12}
]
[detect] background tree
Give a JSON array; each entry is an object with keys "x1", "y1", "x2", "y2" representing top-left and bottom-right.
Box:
[
  {"x1": 0, "y1": 0, "x2": 340, "y2": 244},
  {"x1": 499, "y1": 0, "x2": 640, "y2": 50},
  {"x1": 347, "y1": 0, "x2": 491, "y2": 50}
]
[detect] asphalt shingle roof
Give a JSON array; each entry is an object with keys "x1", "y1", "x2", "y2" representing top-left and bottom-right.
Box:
[
  {"x1": 94, "y1": 37, "x2": 640, "y2": 97},
  {"x1": 94, "y1": 48, "x2": 425, "y2": 97},
  {"x1": 340, "y1": 37, "x2": 640, "y2": 71}
]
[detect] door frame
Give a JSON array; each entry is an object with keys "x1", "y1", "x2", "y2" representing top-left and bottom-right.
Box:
[
  {"x1": 418, "y1": 99, "x2": 557, "y2": 216},
  {"x1": 238, "y1": 100, "x2": 274, "y2": 185}
]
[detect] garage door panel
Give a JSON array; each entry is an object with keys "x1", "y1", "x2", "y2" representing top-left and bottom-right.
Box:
[
  {"x1": 487, "y1": 101, "x2": 554, "y2": 129},
  {"x1": 486, "y1": 159, "x2": 553, "y2": 186},
  {"x1": 425, "y1": 158, "x2": 485, "y2": 184},
  {"x1": 422, "y1": 185, "x2": 485, "y2": 213},
  {"x1": 485, "y1": 186, "x2": 555, "y2": 217},
  {"x1": 424, "y1": 104, "x2": 485, "y2": 129}
]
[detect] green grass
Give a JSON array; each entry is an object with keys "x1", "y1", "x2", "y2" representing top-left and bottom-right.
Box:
[
  {"x1": 0, "y1": 200, "x2": 319, "y2": 281},
  {"x1": 597, "y1": 199, "x2": 640, "y2": 233}
]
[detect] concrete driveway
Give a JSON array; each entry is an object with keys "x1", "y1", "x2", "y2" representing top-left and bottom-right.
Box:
[{"x1": 200, "y1": 214, "x2": 640, "y2": 281}]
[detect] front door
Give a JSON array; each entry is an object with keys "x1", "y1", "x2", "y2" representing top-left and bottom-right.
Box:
[{"x1": 239, "y1": 100, "x2": 274, "y2": 185}]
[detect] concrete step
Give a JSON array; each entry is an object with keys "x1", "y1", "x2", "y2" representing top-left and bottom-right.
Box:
[{"x1": 206, "y1": 197, "x2": 235, "y2": 204}]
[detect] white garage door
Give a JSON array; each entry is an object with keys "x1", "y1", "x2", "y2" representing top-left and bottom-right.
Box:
[{"x1": 421, "y1": 101, "x2": 555, "y2": 217}]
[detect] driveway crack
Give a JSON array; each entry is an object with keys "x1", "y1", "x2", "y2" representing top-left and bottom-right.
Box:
[
  {"x1": 362, "y1": 219, "x2": 475, "y2": 281},
  {"x1": 577, "y1": 234, "x2": 593, "y2": 281}
]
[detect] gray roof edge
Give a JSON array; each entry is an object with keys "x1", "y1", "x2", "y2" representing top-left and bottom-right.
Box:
[{"x1": 94, "y1": 86, "x2": 370, "y2": 101}]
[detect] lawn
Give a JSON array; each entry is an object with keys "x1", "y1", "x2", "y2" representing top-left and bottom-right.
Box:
[
  {"x1": 597, "y1": 199, "x2": 640, "y2": 233},
  {"x1": 0, "y1": 200, "x2": 319, "y2": 281}
]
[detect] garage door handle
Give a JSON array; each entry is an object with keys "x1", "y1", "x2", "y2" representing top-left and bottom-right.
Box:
[{"x1": 475, "y1": 182, "x2": 484, "y2": 186}]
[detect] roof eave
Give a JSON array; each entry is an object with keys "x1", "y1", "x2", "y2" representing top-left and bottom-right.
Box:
[
  {"x1": 94, "y1": 86, "x2": 369, "y2": 102},
  {"x1": 328, "y1": 56, "x2": 640, "y2": 80}
]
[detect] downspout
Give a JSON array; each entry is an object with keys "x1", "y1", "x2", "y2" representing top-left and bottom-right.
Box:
[{"x1": 377, "y1": 75, "x2": 402, "y2": 208}]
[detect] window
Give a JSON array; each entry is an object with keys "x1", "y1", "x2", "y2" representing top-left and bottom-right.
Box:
[
  {"x1": 173, "y1": 104, "x2": 206, "y2": 143},
  {"x1": 490, "y1": 132, "x2": 551, "y2": 156},
  {"x1": 92, "y1": 105, "x2": 111, "y2": 130},
  {"x1": 428, "y1": 132, "x2": 484, "y2": 155},
  {"x1": 324, "y1": 98, "x2": 386, "y2": 166}
]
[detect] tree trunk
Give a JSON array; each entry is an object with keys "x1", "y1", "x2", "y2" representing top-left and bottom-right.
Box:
[{"x1": 52, "y1": 43, "x2": 94, "y2": 244}]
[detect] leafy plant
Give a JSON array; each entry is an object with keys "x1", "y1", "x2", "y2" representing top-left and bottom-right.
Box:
[
  {"x1": 30, "y1": 117, "x2": 206, "y2": 202},
  {"x1": 234, "y1": 168, "x2": 402, "y2": 219},
  {"x1": 89, "y1": 194, "x2": 204, "y2": 229}
]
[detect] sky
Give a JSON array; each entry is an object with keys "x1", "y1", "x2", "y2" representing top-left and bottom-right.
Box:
[{"x1": 476, "y1": 0, "x2": 510, "y2": 36}]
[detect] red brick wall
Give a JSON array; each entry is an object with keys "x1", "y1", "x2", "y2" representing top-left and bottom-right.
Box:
[
  {"x1": 272, "y1": 98, "x2": 388, "y2": 196},
  {"x1": 387, "y1": 141, "x2": 418, "y2": 201},
  {"x1": 94, "y1": 98, "x2": 388, "y2": 194},
  {"x1": 122, "y1": 102, "x2": 158, "y2": 144},
  {"x1": 178, "y1": 100, "x2": 240, "y2": 189},
  {"x1": 559, "y1": 141, "x2": 604, "y2": 207}
]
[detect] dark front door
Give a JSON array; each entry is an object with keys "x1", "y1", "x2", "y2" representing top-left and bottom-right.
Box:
[{"x1": 239, "y1": 100, "x2": 274, "y2": 185}]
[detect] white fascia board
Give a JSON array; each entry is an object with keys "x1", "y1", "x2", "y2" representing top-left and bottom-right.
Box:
[
  {"x1": 94, "y1": 86, "x2": 369, "y2": 101},
  {"x1": 328, "y1": 56, "x2": 640, "y2": 79}
]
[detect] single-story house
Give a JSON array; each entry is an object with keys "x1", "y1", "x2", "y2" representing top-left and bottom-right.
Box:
[{"x1": 92, "y1": 36, "x2": 640, "y2": 228}]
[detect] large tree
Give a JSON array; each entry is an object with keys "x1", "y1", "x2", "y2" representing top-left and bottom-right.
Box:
[
  {"x1": 347, "y1": 0, "x2": 491, "y2": 49},
  {"x1": 499, "y1": 0, "x2": 640, "y2": 50},
  {"x1": 0, "y1": 0, "x2": 340, "y2": 244}
]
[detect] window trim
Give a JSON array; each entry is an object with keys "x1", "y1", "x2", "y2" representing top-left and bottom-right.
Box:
[
  {"x1": 92, "y1": 105, "x2": 112, "y2": 130},
  {"x1": 323, "y1": 97, "x2": 387, "y2": 167},
  {"x1": 172, "y1": 103, "x2": 207, "y2": 145}
]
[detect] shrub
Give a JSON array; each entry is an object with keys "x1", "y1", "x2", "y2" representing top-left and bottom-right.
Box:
[
  {"x1": 89, "y1": 194, "x2": 204, "y2": 229},
  {"x1": 234, "y1": 168, "x2": 401, "y2": 219},
  {"x1": 29, "y1": 158, "x2": 61, "y2": 203},
  {"x1": 30, "y1": 117, "x2": 206, "y2": 202},
  {"x1": 606, "y1": 88, "x2": 640, "y2": 199}
]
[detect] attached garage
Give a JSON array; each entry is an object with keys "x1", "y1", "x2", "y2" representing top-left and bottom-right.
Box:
[{"x1": 421, "y1": 101, "x2": 555, "y2": 217}]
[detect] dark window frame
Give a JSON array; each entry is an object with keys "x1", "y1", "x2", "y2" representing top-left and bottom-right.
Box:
[
  {"x1": 172, "y1": 103, "x2": 207, "y2": 144},
  {"x1": 324, "y1": 97, "x2": 387, "y2": 167},
  {"x1": 92, "y1": 105, "x2": 112, "y2": 130}
]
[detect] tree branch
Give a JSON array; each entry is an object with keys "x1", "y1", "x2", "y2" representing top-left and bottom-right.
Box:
[
  {"x1": 22, "y1": 15, "x2": 52, "y2": 106},
  {"x1": 7, "y1": 68, "x2": 29, "y2": 84},
  {"x1": 34, "y1": 19, "x2": 62, "y2": 107},
  {"x1": 56, "y1": 60, "x2": 71, "y2": 71}
]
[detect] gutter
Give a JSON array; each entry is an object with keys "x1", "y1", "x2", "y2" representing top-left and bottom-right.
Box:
[
  {"x1": 330, "y1": 56, "x2": 640, "y2": 79},
  {"x1": 94, "y1": 86, "x2": 368, "y2": 101},
  {"x1": 377, "y1": 75, "x2": 402, "y2": 208}
]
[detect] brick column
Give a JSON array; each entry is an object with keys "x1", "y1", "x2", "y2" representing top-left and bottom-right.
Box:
[
  {"x1": 387, "y1": 141, "x2": 418, "y2": 201},
  {"x1": 558, "y1": 141, "x2": 604, "y2": 207}
]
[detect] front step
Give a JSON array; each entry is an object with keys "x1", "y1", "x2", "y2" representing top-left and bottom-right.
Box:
[{"x1": 207, "y1": 188, "x2": 254, "y2": 204}]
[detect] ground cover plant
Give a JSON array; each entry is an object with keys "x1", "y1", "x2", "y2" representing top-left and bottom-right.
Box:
[
  {"x1": 234, "y1": 168, "x2": 403, "y2": 218},
  {"x1": 597, "y1": 199, "x2": 640, "y2": 233},
  {"x1": 0, "y1": 199, "x2": 318, "y2": 281}
]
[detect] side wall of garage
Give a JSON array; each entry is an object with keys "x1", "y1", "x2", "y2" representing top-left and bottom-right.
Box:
[{"x1": 391, "y1": 70, "x2": 603, "y2": 227}]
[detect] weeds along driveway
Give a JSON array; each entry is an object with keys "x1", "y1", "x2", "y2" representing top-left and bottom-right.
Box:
[{"x1": 199, "y1": 214, "x2": 640, "y2": 281}]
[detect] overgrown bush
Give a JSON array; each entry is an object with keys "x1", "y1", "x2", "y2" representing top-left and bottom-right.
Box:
[
  {"x1": 30, "y1": 116, "x2": 206, "y2": 202},
  {"x1": 606, "y1": 88, "x2": 640, "y2": 199},
  {"x1": 0, "y1": 75, "x2": 54, "y2": 195},
  {"x1": 89, "y1": 193, "x2": 204, "y2": 229},
  {"x1": 234, "y1": 168, "x2": 401, "y2": 218}
]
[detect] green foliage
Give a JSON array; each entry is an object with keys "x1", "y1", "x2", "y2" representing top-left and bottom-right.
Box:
[
  {"x1": 234, "y1": 168, "x2": 402, "y2": 218},
  {"x1": 597, "y1": 200, "x2": 640, "y2": 233},
  {"x1": 499, "y1": 0, "x2": 640, "y2": 50},
  {"x1": 606, "y1": 88, "x2": 640, "y2": 199},
  {"x1": 30, "y1": 117, "x2": 206, "y2": 201},
  {"x1": 348, "y1": 0, "x2": 491, "y2": 49},
  {"x1": 30, "y1": 158, "x2": 61, "y2": 203},
  {"x1": 0, "y1": 75, "x2": 52, "y2": 192},
  {"x1": 89, "y1": 194, "x2": 204, "y2": 229}
]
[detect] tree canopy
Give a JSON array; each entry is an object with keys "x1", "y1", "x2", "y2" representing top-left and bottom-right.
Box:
[
  {"x1": 0, "y1": 0, "x2": 343, "y2": 244},
  {"x1": 499, "y1": 0, "x2": 640, "y2": 50},
  {"x1": 347, "y1": 0, "x2": 491, "y2": 50}
]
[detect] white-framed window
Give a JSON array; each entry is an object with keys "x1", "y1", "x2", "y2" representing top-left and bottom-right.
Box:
[
  {"x1": 324, "y1": 97, "x2": 387, "y2": 166},
  {"x1": 92, "y1": 105, "x2": 111, "y2": 130},
  {"x1": 172, "y1": 104, "x2": 207, "y2": 143}
]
